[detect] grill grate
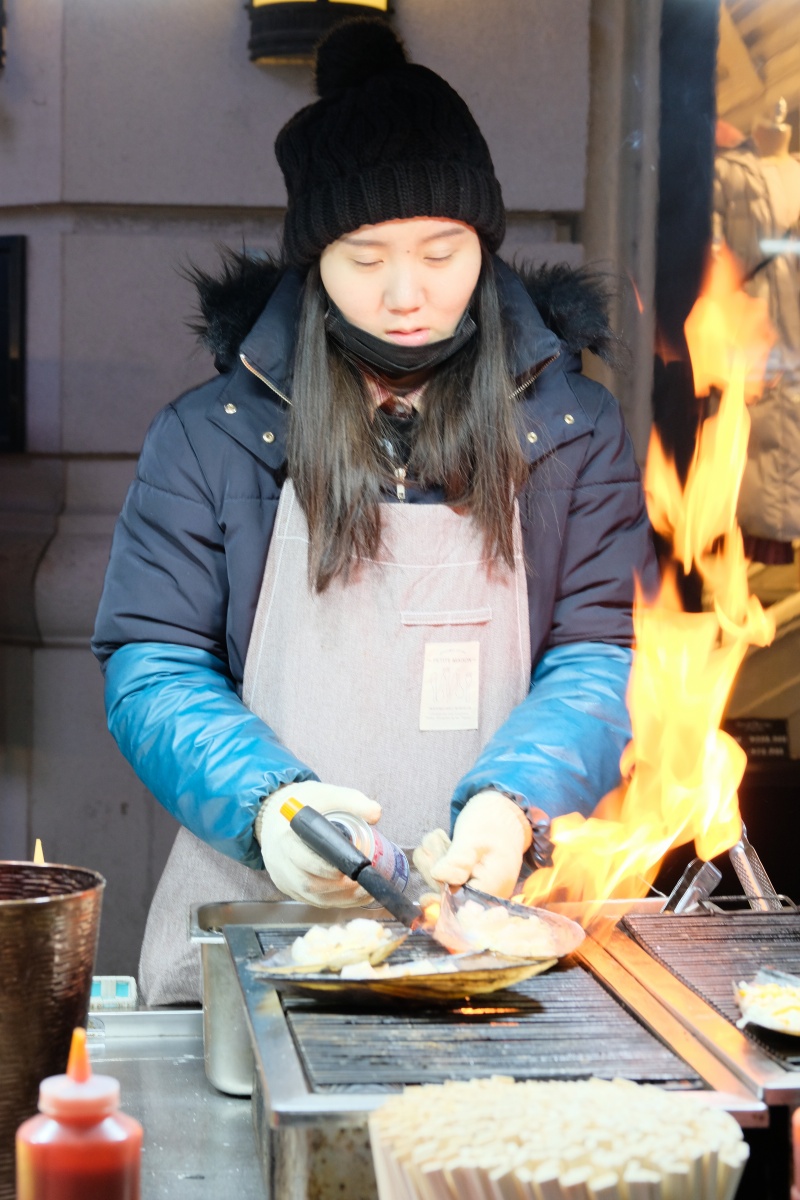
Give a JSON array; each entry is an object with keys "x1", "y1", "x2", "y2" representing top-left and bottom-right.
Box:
[
  {"x1": 256, "y1": 927, "x2": 702, "y2": 1093},
  {"x1": 623, "y1": 910, "x2": 800, "y2": 1069}
]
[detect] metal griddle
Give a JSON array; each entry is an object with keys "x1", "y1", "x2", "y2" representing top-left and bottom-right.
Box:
[
  {"x1": 254, "y1": 926, "x2": 702, "y2": 1090},
  {"x1": 605, "y1": 907, "x2": 800, "y2": 1105},
  {"x1": 224, "y1": 911, "x2": 766, "y2": 1200}
]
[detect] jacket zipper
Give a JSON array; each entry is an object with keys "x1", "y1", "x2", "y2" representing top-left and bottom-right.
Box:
[
  {"x1": 242, "y1": 349, "x2": 560, "y2": 488},
  {"x1": 240, "y1": 352, "x2": 292, "y2": 406},
  {"x1": 242, "y1": 348, "x2": 562, "y2": 409},
  {"x1": 510, "y1": 350, "x2": 561, "y2": 400},
  {"x1": 394, "y1": 466, "x2": 407, "y2": 502},
  {"x1": 242, "y1": 349, "x2": 561, "y2": 409},
  {"x1": 244, "y1": 349, "x2": 409, "y2": 501}
]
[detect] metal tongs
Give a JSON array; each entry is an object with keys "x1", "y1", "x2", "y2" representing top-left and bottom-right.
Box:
[
  {"x1": 663, "y1": 858, "x2": 724, "y2": 914},
  {"x1": 728, "y1": 823, "x2": 783, "y2": 912},
  {"x1": 663, "y1": 823, "x2": 782, "y2": 914}
]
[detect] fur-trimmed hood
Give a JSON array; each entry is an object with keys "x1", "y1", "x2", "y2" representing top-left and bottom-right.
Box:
[{"x1": 187, "y1": 250, "x2": 625, "y2": 375}]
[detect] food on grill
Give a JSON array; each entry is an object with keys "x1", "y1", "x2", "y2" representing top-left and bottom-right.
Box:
[
  {"x1": 340, "y1": 956, "x2": 458, "y2": 980},
  {"x1": 287, "y1": 903, "x2": 559, "y2": 972},
  {"x1": 451, "y1": 898, "x2": 558, "y2": 958},
  {"x1": 735, "y1": 968, "x2": 800, "y2": 1035},
  {"x1": 369, "y1": 1077, "x2": 749, "y2": 1200},
  {"x1": 289, "y1": 918, "x2": 397, "y2": 971}
]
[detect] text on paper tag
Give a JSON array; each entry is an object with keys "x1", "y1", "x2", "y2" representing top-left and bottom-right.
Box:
[{"x1": 419, "y1": 641, "x2": 480, "y2": 731}]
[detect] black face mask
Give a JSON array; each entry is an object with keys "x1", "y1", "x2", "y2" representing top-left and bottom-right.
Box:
[{"x1": 324, "y1": 299, "x2": 477, "y2": 378}]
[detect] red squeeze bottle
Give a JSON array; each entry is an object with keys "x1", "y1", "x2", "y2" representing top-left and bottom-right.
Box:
[{"x1": 15, "y1": 1027, "x2": 142, "y2": 1200}]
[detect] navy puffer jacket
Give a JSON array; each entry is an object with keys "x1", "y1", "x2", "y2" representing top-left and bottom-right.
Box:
[{"x1": 92, "y1": 256, "x2": 657, "y2": 867}]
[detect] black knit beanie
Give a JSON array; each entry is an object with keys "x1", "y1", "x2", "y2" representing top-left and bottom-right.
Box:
[{"x1": 275, "y1": 19, "x2": 506, "y2": 267}]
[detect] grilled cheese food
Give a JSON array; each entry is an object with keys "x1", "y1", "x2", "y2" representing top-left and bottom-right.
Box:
[{"x1": 735, "y1": 976, "x2": 800, "y2": 1035}]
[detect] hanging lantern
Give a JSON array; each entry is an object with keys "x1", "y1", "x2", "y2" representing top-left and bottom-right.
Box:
[{"x1": 247, "y1": 0, "x2": 391, "y2": 66}]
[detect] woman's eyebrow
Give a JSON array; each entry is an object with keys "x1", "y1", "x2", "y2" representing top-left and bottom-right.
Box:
[
  {"x1": 422, "y1": 227, "x2": 468, "y2": 242},
  {"x1": 341, "y1": 226, "x2": 468, "y2": 248},
  {"x1": 341, "y1": 235, "x2": 388, "y2": 247}
]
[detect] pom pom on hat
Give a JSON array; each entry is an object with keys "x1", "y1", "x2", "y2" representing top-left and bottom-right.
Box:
[{"x1": 315, "y1": 18, "x2": 407, "y2": 98}]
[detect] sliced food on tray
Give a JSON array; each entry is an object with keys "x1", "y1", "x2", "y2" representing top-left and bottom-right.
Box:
[{"x1": 284, "y1": 918, "x2": 401, "y2": 972}]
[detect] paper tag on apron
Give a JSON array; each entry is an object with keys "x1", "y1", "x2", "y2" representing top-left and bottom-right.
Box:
[{"x1": 419, "y1": 641, "x2": 480, "y2": 731}]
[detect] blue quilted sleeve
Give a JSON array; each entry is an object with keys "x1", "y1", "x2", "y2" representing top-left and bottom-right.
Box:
[
  {"x1": 451, "y1": 642, "x2": 632, "y2": 829},
  {"x1": 104, "y1": 642, "x2": 318, "y2": 868}
]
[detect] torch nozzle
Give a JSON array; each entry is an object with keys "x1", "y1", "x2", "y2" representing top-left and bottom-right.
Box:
[{"x1": 279, "y1": 795, "x2": 304, "y2": 822}]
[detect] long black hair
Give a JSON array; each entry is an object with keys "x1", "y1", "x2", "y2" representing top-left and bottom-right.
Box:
[{"x1": 288, "y1": 250, "x2": 528, "y2": 591}]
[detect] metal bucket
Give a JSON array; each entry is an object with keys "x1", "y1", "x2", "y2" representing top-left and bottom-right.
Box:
[
  {"x1": 0, "y1": 861, "x2": 105, "y2": 1200},
  {"x1": 190, "y1": 901, "x2": 269, "y2": 1097}
]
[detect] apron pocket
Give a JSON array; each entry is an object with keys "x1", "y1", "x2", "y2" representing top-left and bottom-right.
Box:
[{"x1": 401, "y1": 607, "x2": 492, "y2": 627}]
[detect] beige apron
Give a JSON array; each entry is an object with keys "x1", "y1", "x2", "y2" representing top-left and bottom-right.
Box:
[{"x1": 139, "y1": 481, "x2": 530, "y2": 1004}]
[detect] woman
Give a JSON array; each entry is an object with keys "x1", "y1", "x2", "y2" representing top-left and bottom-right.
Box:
[{"x1": 93, "y1": 19, "x2": 656, "y2": 1004}]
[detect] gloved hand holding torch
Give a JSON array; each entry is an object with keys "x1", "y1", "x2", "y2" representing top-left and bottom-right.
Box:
[{"x1": 256, "y1": 780, "x2": 381, "y2": 906}]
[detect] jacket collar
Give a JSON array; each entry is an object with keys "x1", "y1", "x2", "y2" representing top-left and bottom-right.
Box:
[
  {"x1": 237, "y1": 257, "x2": 562, "y2": 404},
  {"x1": 237, "y1": 266, "x2": 306, "y2": 403},
  {"x1": 493, "y1": 257, "x2": 562, "y2": 379}
]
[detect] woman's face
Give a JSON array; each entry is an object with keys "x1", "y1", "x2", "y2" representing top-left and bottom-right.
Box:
[{"x1": 319, "y1": 217, "x2": 482, "y2": 346}]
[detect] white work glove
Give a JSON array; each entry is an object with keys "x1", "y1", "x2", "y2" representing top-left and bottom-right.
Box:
[
  {"x1": 413, "y1": 827, "x2": 453, "y2": 892},
  {"x1": 255, "y1": 781, "x2": 381, "y2": 907},
  {"x1": 429, "y1": 790, "x2": 532, "y2": 899}
]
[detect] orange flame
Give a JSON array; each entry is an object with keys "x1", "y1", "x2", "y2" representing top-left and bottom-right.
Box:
[
  {"x1": 684, "y1": 244, "x2": 773, "y2": 403},
  {"x1": 519, "y1": 248, "x2": 775, "y2": 922}
]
